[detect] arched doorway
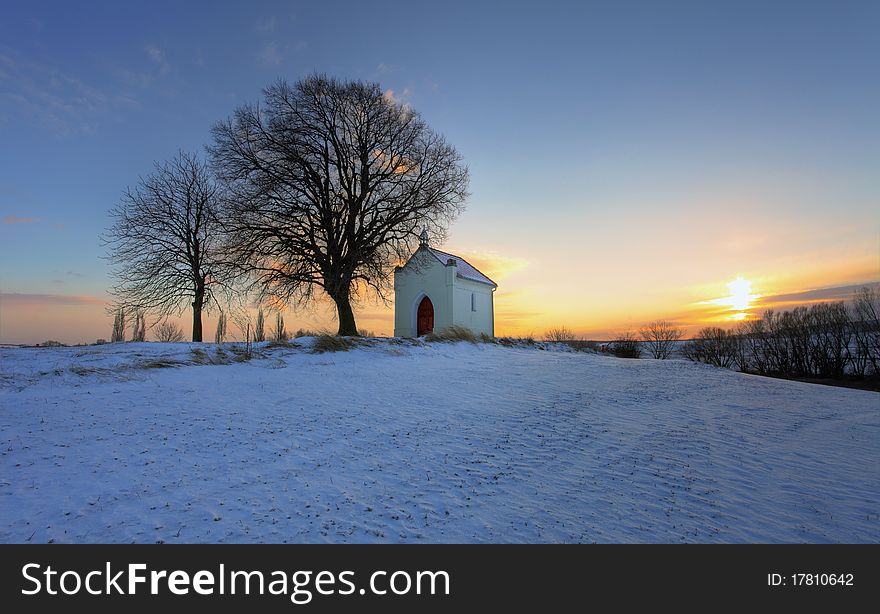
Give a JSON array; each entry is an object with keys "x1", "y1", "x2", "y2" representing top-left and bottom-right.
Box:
[{"x1": 417, "y1": 296, "x2": 434, "y2": 336}]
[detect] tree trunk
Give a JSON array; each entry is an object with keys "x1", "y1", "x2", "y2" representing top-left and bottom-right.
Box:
[
  {"x1": 333, "y1": 292, "x2": 358, "y2": 336},
  {"x1": 192, "y1": 291, "x2": 204, "y2": 342}
]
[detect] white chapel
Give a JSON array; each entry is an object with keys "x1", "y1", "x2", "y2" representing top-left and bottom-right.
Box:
[{"x1": 393, "y1": 230, "x2": 497, "y2": 338}]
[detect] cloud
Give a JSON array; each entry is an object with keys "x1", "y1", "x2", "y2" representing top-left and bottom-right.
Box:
[
  {"x1": 259, "y1": 42, "x2": 283, "y2": 65},
  {"x1": 3, "y1": 215, "x2": 41, "y2": 224},
  {"x1": 145, "y1": 45, "x2": 170, "y2": 74},
  {"x1": 0, "y1": 293, "x2": 108, "y2": 306},
  {"x1": 757, "y1": 282, "x2": 880, "y2": 308},
  {"x1": 0, "y1": 49, "x2": 121, "y2": 133},
  {"x1": 256, "y1": 16, "x2": 277, "y2": 32}
]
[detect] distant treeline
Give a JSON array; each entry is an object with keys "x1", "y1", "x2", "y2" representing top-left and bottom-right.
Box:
[{"x1": 682, "y1": 286, "x2": 879, "y2": 379}]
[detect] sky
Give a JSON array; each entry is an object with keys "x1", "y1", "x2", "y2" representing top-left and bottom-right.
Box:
[{"x1": 1, "y1": 0, "x2": 878, "y2": 344}]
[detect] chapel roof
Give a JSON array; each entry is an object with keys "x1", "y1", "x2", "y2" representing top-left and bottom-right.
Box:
[{"x1": 425, "y1": 247, "x2": 497, "y2": 288}]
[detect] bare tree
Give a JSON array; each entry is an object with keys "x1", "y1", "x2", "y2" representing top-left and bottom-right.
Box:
[
  {"x1": 210, "y1": 75, "x2": 469, "y2": 335},
  {"x1": 254, "y1": 308, "x2": 266, "y2": 342},
  {"x1": 639, "y1": 320, "x2": 683, "y2": 359},
  {"x1": 681, "y1": 327, "x2": 738, "y2": 368},
  {"x1": 154, "y1": 321, "x2": 185, "y2": 343},
  {"x1": 104, "y1": 151, "x2": 236, "y2": 342},
  {"x1": 111, "y1": 308, "x2": 126, "y2": 343},
  {"x1": 852, "y1": 286, "x2": 880, "y2": 375}
]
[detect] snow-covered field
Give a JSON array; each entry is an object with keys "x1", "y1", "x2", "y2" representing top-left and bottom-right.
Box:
[{"x1": 1, "y1": 339, "x2": 877, "y2": 543}]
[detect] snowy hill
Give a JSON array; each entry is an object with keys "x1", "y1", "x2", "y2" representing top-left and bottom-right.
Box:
[{"x1": 0, "y1": 339, "x2": 877, "y2": 543}]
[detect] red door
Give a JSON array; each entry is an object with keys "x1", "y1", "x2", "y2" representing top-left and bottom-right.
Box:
[{"x1": 417, "y1": 296, "x2": 434, "y2": 336}]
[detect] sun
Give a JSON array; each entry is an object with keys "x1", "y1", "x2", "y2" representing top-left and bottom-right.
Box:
[
  {"x1": 726, "y1": 277, "x2": 755, "y2": 312},
  {"x1": 701, "y1": 276, "x2": 760, "y2": 320}
]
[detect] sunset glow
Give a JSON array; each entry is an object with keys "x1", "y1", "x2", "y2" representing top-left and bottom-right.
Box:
[{"x1": 700, "y1": 277, "x2": 761, "y2": 322}]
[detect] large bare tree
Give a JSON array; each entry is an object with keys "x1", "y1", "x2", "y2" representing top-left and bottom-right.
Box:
[
  {"x1": 104, "y1": 151, "x2": 234, "y2": 341},
  {"x1": 210, "y1": 75, "x2": 469, "y2": 335}
]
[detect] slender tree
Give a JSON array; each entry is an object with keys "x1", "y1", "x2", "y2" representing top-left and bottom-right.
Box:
[
  {"x1": 131, "y1": 310, "x2": 146, "y2": 342},
  {"x1": 104, "y1": 151, "x2": 236, "y2": 342},
  {"x1": 254, "y1": 308, "x2": 266, "y2": 342},
  {"x1": 210, "y1": 75, "x2": 469, "y2": 335},
  {"x1": 215, "y1": 312, "x2": 227, "y2": 344},
  {"x1": 272, "y1": 312, "x2": 287, "y2": 342},
  {"x1": 111, "y1": 308, "x2": 126, "y2": 343}
]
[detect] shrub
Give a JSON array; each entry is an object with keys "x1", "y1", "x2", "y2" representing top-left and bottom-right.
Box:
[
  {"x1": 425, "y1": 325, "x2": 477, "y2": 343},
  {"x1": 544, "y1": 326, "x2": 577, "y2": 343},
  {"x1": 607, "y1": 332, "x2": 641, "y2": 358},
  {"x1": 155, "y1": 321, "x2": 185, "y2": 343},
  {"x1": 639, "y1": 320, "x2": 683, "y2": 359}
]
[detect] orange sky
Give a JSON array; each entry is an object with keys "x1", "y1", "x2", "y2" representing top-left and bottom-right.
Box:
[{"x1": 1, "y1": 235, "x2": 877, "y2": 344}]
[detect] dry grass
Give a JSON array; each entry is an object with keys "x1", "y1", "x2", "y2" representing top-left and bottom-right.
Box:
[
  {"x1": 425, "y1": 326, "x2": 477, "y2": 343},
  {"x1": 137, "y1": 358, "x2": 187, "y2": 369},
  {"x1": 312, "y1": 334, "x2": 355, "y2": 353}
]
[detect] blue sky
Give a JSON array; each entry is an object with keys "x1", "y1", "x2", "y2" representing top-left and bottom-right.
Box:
[{"x1": 1, "y1": 1, "x2": 878, "y2": 343}]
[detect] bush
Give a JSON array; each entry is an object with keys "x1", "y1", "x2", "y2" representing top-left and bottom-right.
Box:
[
  {"x1": 155, "y1": 321, "x2": 185, "y2": 343},
  {"x1": 544, "y1": 326, "x2": 576, "y2": 343},
  {"x1": 639, "y1": 320, "x2": 683, "y2": 359},
  {"x1": 425, "y1": 325, "x2": 477, "y2": 343},
  {"x1": 607, "y1": 332, "x2": 641, "y2": 358}
]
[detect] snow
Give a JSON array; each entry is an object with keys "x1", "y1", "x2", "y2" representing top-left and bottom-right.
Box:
[
  {"x1": 427, "y1": 247, "x2": 497, "y2": 286},
  {"x1": 0, "y1": 340, "x2": 877, "y2": 543}
]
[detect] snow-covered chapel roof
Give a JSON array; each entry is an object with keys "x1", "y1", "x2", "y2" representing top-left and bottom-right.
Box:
[{"x1": 426, "y1": 247, "x2": 497, "y2": 287}]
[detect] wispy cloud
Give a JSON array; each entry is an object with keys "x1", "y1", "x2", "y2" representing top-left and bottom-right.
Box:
[
  {"x1": 256, "y1": 16, "x2": 277, "y2": 32},
  {"x1": 0, "y1": 48, "x2": 134, "y2": 133},
  {"x1": 259, "y1": 42, "x2": 283, "y2": 65},
  {"x1": 757, "y1": 282, "x2": 880, "y2": 308},
  {"x1": 145, "y1": 45, "x2": 170, "y2": 74},
  {"x1": 0, "y1": 292, "x2": 108, "y2": 306},
  {"x1": 3, "y1": 215, "x2": 41, "y2": 224}
]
